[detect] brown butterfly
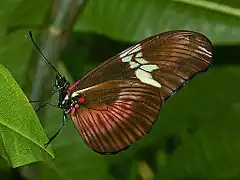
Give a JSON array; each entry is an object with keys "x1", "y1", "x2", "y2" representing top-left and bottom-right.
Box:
[{"x1": 29, "y1": 30, "x2": 213, "y2": 154}]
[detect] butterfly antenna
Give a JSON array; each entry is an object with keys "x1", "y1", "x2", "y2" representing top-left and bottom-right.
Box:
[{"x1": 28, "y1": 31, "x2": 62, "y2": 78}]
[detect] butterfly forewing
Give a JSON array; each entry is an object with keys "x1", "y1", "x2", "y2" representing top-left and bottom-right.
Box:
[
  {"x1": 69, "y1": 30, "x2": 212, "y2": 154},
  {"x1": 71, "y1": 30, "x2": 212, "y2": 92},
  {"x1": 71, "y1": 80, "x2": 161, "y2": 154}
]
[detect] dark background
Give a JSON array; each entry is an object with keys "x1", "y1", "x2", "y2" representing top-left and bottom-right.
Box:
[{"x1": 0, "y1": 0, "x2": 240, "y2": 179}]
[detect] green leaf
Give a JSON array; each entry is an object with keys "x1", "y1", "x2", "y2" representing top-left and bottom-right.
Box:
[
  {"x1": 75, "y1": 0, "x2": 240, "y2": 44},
  {"x1": 0, "y1": 65, "x2": 54, "y2": 168}
]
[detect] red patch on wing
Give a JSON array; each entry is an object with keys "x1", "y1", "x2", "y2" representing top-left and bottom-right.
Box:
[
  {"x1": 71, "y1": 108, "x2": 76, "y2": 116},
  {"x1": 79, "y1": 97, "x2": 85, "y2": 102},
  {"x1": 68, "y1": 80, "x2": 80, "y2": 91},
  {"x1": 71, "y1": 104, "x2": 80, "y2": 116}
]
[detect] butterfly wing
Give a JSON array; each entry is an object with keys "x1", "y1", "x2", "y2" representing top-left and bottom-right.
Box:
[
  {"x1": 71, "y1": 80, "x2": 161, "y2": 154},
  {"x1": 72, "y1": 30, "x2": 212, "y2": 101},
  {"x1": 69, "y1": 30, "x2": 212, "y2": 153}
]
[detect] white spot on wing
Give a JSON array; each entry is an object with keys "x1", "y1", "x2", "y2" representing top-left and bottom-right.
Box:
[
  {"x1": 136, "y1": 52, "x2": 142, "y2": 58},
  {"x1": 119, "y1": 44, "x2": 161, "y2": 88},
  {"x1": 122, "y1": 54, "x2": 133, "y2": 62},
  {"x1": 135, "y1": 57, "x2": 148, "y2": 65},
  {"x1": 198, "y1": 46, "x2": 212, "y2": 58},
  {"x1": 140, "y1": 64, "x2": 159, "y2": 72},
  {"x1": 199, "y1": 46, "x2": 211, "y2": 54},
  {"x1": 135, "y1": 69, "x2": 161, "y2": 88},
  {"x1": 129, "y1": 61, "x2": 140, "y2": 69},
  {"x1": 71, "y1": 92, "x2": 79, "y2": 97}
]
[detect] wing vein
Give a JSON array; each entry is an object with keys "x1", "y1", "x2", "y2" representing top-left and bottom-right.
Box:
[
  {"x1": 106, "y1": 105, "x2": 133, "y2": 144},
  {"x1": 109, "y1": 105, "x2": 145, "y2": 136},
  {"x1": 99, "y1": 110, "x2": 121, "y2": 151},
  {"x1": 87, "y1": 108, "x2": 108, "y2": 152},
  {"x1": 76, "y1": 111, "x2": 97, "y2": 150},
  {"x1": 113, "y1": 102, "x2": 155, "y2": 126}
]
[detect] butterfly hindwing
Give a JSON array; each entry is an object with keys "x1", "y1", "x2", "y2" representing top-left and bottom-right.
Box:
[{"x1": 71, "y1": 80, "x2": 161, "y2": 154}]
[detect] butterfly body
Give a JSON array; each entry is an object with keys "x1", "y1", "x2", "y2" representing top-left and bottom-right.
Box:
[{"x1": 43, "y1": 30, "x2": 212, "y2": 154}]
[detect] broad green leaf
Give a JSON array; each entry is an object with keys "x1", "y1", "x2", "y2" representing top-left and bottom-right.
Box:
[
  {"x1": 0, "y1": 65, "x2": 54, "y2": 168},
  {"x1": 75, "y1": 0, "x2": 240, "y2": 44}
]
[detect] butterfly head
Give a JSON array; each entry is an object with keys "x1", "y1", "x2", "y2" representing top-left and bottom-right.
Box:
[{"x1": 61, "y1": 91, "x2": 85, "y2": 116}]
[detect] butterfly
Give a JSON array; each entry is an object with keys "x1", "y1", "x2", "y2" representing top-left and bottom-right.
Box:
[{"x1": 29, "y1": 30, "x2": 212, "y2": 154}]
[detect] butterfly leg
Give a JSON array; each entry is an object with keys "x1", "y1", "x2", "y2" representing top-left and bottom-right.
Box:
[
  {"x1": 29, "y1": 100, "x2": 41, "y2": 103},
  {"x1": 51, "y1": 86, "x2": 63, "y2": 95},
  {"x1": 44, "y1": 113, "x2": 69, "y2": 147},
  {"x1": 30, "y1": 101, "x2": 59, "y2": 112}
]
